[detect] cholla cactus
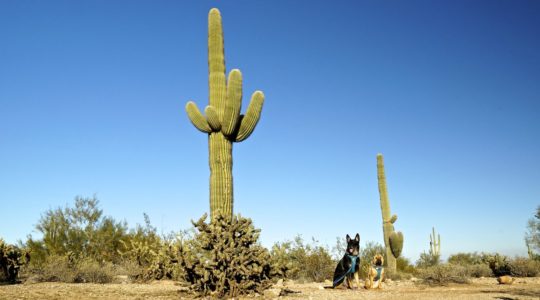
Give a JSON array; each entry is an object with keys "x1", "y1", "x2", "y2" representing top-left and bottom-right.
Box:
[
  {"x1": 186, "y1": 8, "x2": 264, "y2": 221},
  {"x1": 178, "y1": 213, "x2": 272, "y2": 297},
  {"x1": 376, "y1": 154, "x2": 404, "y2": 273},
  {"x1": 0, "y1": 238, "x2": 30, "y2": 283}
]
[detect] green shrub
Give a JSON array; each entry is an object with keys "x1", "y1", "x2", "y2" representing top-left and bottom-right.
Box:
[
  {"x1": 509, "y1": 257, "x2": 540, "y2": 277},
  {"x1": 29, "y1": 255, "x2": 115, "y2": 283},
  {"x1": 416, "y1": 251, "x2": 441, "y2": 268},
  {"x1": 396, "y1": 256, "x2": 416, "y2": 274},
  {"x1": 178, "y1": 214, "x2": 272, "y2": 298},
  {"x1": 418, "y1": 264, "x2": 470, "y2": 285},
  {"x1": 74, "y1": 257, "x2": 114, "y2": 283},
  {"x1": 270, "y1": 236, "x2": 335, "y2": 282},
  {"x1": 25, "y1": 196, "x2": 129, "y2": 266},
  {"x1": 448, "y1": 252, "x2": 483, "y2": 266},
  {"x1": 464, "y1": 263, "x2": 492, "y2": 278}
]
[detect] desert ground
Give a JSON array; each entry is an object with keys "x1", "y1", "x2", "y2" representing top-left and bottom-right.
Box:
[{"x1": 1, "y1": 277, "x2": 539, "y2": 300}]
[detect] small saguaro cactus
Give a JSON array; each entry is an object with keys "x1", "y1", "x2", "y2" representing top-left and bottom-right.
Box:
[
  {"x1": 376, "y1": 154, "x2": 404, "y2": 273},
  {"x1": 429, "y1": 227, "x2": 441, "y2": 257},
  {"x1": 185, "y1": 8, "x2": 264, "y2": 221}
]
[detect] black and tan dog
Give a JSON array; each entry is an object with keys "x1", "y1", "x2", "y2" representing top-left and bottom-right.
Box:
[
  {"x1": 364, "y1": 254, "x2": 385, "y2": 289},
  {"x1": 331, "y1": 233, "x2": 361, "y2": 289}
]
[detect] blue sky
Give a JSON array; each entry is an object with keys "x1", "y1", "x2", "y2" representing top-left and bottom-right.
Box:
[{"x1": 1, "y1": 0, "x2": 539, "y2": 261}]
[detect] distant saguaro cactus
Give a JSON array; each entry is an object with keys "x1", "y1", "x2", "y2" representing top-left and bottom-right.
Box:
[
  {"x1": 185, "y1": 8, "x2": 264, "y2": 221},
  {"x1": 376, "y1": 154, "x2": 404, "y2": 273},
  {"x1": 429, "y1": 227, "x2": 441, "y2": 257}
]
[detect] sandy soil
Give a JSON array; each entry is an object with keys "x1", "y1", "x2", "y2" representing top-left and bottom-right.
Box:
[{"x1": 1, "y1": 277, "x2": 539, "y2": 299}]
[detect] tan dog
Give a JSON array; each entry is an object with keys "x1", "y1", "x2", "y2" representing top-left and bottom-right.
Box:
[
  {"x1": 497, "y1": 275, "x2": 515, "y2": 284},
  {"x1": 364, "y1": 254, "x2": 385, "y2": 289}
]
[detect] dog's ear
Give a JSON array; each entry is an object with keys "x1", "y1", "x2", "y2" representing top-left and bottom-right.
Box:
[
  {"x1": 355, "y1": 233, "x2": 360, "y2": 242},
  {"x1": 346, "y1": 234, "x2": 351, "y2": 242}
]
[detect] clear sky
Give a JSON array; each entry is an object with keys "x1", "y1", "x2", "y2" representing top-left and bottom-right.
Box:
[{"x1": 1, "y1": 0, "x2": 539, "y2": 261}]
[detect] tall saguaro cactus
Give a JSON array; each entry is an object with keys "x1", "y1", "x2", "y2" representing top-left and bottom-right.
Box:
[
  {"x1": 429, "y1": 227, "x2": 441, "y2": 257},
  {"x1": 186, "y1": 8, "x2": 264, "y2": 221},
  {"x1": 377, "y1": 154, "x2": 404, "y2": 273}
]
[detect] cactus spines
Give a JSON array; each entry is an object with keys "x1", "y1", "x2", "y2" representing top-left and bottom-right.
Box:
[
  {"x1": 377, "y1": 153, "x2": 404, "y2": 273},
  {"x1": 429, "y1": 227, "x2": 441, "y2": 257},
  {"x1": 186, "y1": 8, "x2": 265, "y2": 221}
]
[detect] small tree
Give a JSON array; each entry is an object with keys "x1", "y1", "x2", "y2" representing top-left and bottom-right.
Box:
[{"x1": 26, "y1": 196, "x2": 129, "y2": 265}]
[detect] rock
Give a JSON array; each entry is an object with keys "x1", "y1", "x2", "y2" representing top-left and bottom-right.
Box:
[{"x1": 275, "y1": 278, "x2": 284, "y2": 287}]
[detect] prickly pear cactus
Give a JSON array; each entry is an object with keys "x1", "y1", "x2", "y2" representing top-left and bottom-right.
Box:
[
  {"x1": 185, "y1": 8, "x2": 264, "y2": 221},
  {"x1": 178, "y1": 213, "x2": 272, "y2": 297},
  {"x1": 376, "y1": 154, "x2": 404, "y2": 273}
]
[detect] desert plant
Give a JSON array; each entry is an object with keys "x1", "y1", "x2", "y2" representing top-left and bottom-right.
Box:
[
  {"x1": 416, "y1": 251, "x2": 441, "y2": 268},
  {"x1": 178, "y1": 213, "x2": 272, "y2": 298},
  {"x1": 29, "y1": 254, "x2": 116, "y2": 283},
  {"x1": 26, "y1": 196, "x2": 129, "y2": 266},
  {"x1": 396, "y1": 256, "x2": 417, "y2": 274},
  {"x1": 525, "y1": 206, "x2": 540, "y2": 259},
  {"x1": 448, "y1": 252, "x2": 483, "y2": 266},
  {"x1": 185, "y1": 8, "x2": 264, "y2": 221},
  {"x1": 418, "y1": 264, "x2": 470, "y2": 285},
  {"x1": 270, "y1": 236, "x2": 334, "y2": 282},
  {"x1": 465, "y1": 263, "x2": 493, "y2": 278},
  {"x1": 508, "y1": 257, "x2": 540, "y2": 277},
  {"x1": 0, "y1": 239, "x2": 29, "y2": 283},
  {"x1": 429, "y1": 227, "x2": 441, "y2": 257},
  {"x1": 376, "y1": 154, "x2": 404, "y2": 273},
  {"x1": 481, "y1": 253, "x2": 512, "y2": 276}
]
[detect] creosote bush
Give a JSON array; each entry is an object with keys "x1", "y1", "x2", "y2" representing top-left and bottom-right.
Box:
[
  {"x1": 270, "y1": 236, "x2": 335, "y2": 282},
  {"x1": 418, "y1": 264, "x2": 470, "y2": 286},
  {"x1": 179, "y1": 213, "x2": 272, "y2": 298}
]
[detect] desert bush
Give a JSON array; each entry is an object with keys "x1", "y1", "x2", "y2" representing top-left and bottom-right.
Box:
[
  {"x1": 25, "y1": 196, "x2": 129, "y2": 266},
  {"x1": 396, "y1": 256, "x2": 416, "y2": 274},
  {"x1": 416, "y1": 251, "x2": 441, "y2": 268},
  {"x1": 30, "y1": 254, "x2": 78, "y2": 283},
  {"x1": 270, "y1": 236, "x2": 335, "y2": 282},
  {"x1": 269, "y1": 240, "x2": 299, "y2": 279},
  {"x1": 178, "y1": 213, "x2": 272, "y2": 298},
  {"x1": 74, "y1": 257, "x2": 115, "y2": 283},
  {"x1": 508, "y1": 257, "x2": 540, "y2": 277},
  {"x1": 29, "y1": 254, "x2": 115, "y2": 283},
  {"x1": 448, "y1": 252, "x2": 483, "y2": 266},
  {"x1": 418, "y1": 264, "x2": 470, "y2": 285},
  {"x1": 464, "y1": 263, "x2": 492, "y2": 278}
]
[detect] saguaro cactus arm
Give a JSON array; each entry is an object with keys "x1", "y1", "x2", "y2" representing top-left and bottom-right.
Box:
[
  {"x1": 205, "y1": 105, "x2": 221, "y2": 131},
  {"x1": 222, "y1": 70, "x2": 243, "y2": 136},
  {"x1": 235, "y1": 91, "x2": 264, "y2": 142},
  {"x1": 186, "y1": 101, "x2": 212, "y2": 133}
]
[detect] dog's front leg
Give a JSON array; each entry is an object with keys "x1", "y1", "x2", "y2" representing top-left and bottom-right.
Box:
[{"x1": 354, "y1": 272, "x2": 360, "y2": 289}]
